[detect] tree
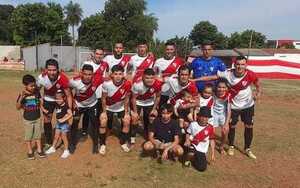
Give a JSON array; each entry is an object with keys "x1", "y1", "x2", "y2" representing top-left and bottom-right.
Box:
[
  {"x1": 166, "y1": 36, "x2": 193, "y2": 58},
  {"x1": 78, "y1": 0, "x2": 158, "y2": 51},
  {"x1": 0, "y1": 4, "x2": 15, "y2": 44},
  {"x1": 189, "y1": 21, "x2": 227, "y2": 49},
  {"x1": 10, "y1": 3, "x2": 70, "y2": 46},
  {"x1": 64, "y1": 1, "x2": 83, "y2": 46},
  {"x1": 228, "y1": 30, "x2": 266, "y2": 49},
  {"x1": 149, "y1": 38, "x2": 165, "y2": 58}
]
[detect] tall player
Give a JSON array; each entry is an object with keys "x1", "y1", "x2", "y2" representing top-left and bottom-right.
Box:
[
  {"x1": 37, "y1": 59, "x2": 72, "y2": 148},
  {"x1": 99, "y1": 65, "x2": 132, "y2": 155},
  {"x1": 153, "y1": 42, "x2": 185, "y2": 106}
]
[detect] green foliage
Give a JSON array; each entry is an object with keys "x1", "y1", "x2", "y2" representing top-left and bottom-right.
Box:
[
  {"x1": 10, "y1": 3, "x2": 71, "y2": 46},
  {"x1": 0, "y1": 4, "x2": 15, "y2": 45},
  {"x1": 149, "y1": 38, "x2": 165, "y2": 58},
  {"x1": 228, "y1": 30, "x2": 266, "y2": 49},
  {"x1": 78, "y1": 0, "x2": 158, "y2": 51},
  {"x1": 189, "y1": 21, "x2": 227, "y2": 49}
]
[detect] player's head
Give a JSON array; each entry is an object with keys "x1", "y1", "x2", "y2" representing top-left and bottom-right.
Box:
[
  {"x1": 55, "y1": 89, "x2": 65, "y2": 105},
  {"x1": 216, "y1": 78, "x2": 229, "y2": 97},
  {"x1": 160, "y1": 103, "x2": 174, "y2": 122},
  {"x1": 178, "y1": 65, "x2": 191, "y2": 85},
  {"x1": 22, "y1": 74, "x2": 36, "y2": 93},
  {"x1": 111, "y1": 64, "x2": 125, "y2": 84},
  {"x1": 202, "y1": 84, "x2": 213, "y2": 99},
  {"x1": 197, "y1": 106, "x2": 212, "y2": 125},
  {"x1": 201, "y1": 41, "x2": 214, "y2": 59},
  {"x1": 182, "y1": 90, "x2": 193, "y2": 101},
  {"x1": 142, "y1": 68, "x2": 155, "y2": 87},
  {"x1": 81, "y1": 64, "x2": 94, "y2": 84},
  {"x1": 94, "y1": 48, "x2": 105, "y2": 62},
  {"x1": 164, "y1": 41, "x2": 176, "y2": 60},
  {"x1": 234, "y1": 56, "x2": 247, "y2": 76},
  {"x1": 137, "y1": 39, "x2": 148, "y2": 56},
  {"x1": 45, "y1": 59, "x2": 59, "y2": 81},
  {"x1": 114, "y1": 42, "x2": 124, "y2": 56}
]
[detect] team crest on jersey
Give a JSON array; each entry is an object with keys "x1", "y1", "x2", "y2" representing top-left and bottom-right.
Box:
[{"x1": 210, "y1": 67, "x2": 214, "y2": 71}]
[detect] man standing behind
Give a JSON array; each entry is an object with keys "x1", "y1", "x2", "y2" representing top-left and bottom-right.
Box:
[
  {"x1": 189, "y1": 41, "x2": 226, "y2": 92},
  {"x1": 104, "y1": 42, "x2": 131, "y2": 74},
  {"x1": 153, "y1": 42, "x2": 184, "y2": 105}
]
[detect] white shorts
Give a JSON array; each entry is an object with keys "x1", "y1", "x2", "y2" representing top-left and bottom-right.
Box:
[{"x1": 212, "y1": 114, "x2": 226, "y2": 127}]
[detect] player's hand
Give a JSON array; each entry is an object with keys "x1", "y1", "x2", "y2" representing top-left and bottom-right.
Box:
[
  {"x1": 222, "y1": 124, "x2": 229, "y2": 133},
  {"x1": 211, "y1": 153, "x2": 216, "y2": 162},
  {"x1": 41, "y1": 106, "x2": 49, "y2": 114},
  {"x1": 162, "y1": 149, "x2": 169, "y2": 160},
  {"x1": 72, "y1": 102, "x2": 78, "y2": 110},
  {"x1": 131, "y1": 112, "x2": 139, "y2": 120},
  {"x1": 253, "y1": 91, "x2": 261, "y2": 102},
  {"x1": 57, "y1": 118, "x2": 64, "y2": 123}
]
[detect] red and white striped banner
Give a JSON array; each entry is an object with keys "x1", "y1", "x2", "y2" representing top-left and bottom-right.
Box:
[{"x1": 247, "y1": 54, "x2": 300, "y2": 79}]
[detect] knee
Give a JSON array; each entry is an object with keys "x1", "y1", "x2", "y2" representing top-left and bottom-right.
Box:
[
  {"x1": 122, "y1": 116, "x2": 131, "y2": 127},
  {"x1": 174, "y1": 146, "x2": 184, "y2": 156},
  {"x1": 244, "y1": 124, "x2": 253, "y2": 129},
  {"x1": 143, "y1": 141, "x2": 154, "y2": 151}
]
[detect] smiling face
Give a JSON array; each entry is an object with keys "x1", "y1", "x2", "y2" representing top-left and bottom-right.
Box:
[
  {"x1": 178, "y1": 69, "x2": 190, "y2": 85},
  {"x1": 94, "y1": 49, "x2": 104, "y2": 62},
  {"x1": 202, "y1": 86, "x2": 213, "y2": 99},
  {"x1": 143, "y1": 74, "x2": 155, "y2": 87},
  {"x1": 216, "y1": 82, "x2": 228, "y2": 97},
  {"x1": 234, "y1": 59, "x2": 247, "y2": 76},
  {"x1": 25, "y1": 82, "x2": 36, "y2": 94},
  {"x1": 164, "y1": 45, "x2": 176, "y2": 60},
  {"x1": 55, "y1": 92, "x2": 65, "y2": 105},
  {"x1": 46, "y1": 65, "x2": 59, "y2": 81},
  {"x1": 111, "y1": 70, "x2": 124, "y2": 85}
]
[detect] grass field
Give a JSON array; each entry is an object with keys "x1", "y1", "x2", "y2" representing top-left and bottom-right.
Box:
[{"x1": 0, "y1": 70, "x2": 299, "y2": 188}]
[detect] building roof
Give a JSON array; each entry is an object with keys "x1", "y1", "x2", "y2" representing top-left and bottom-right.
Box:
[
  {"x1": 189, "y1": 49, "x2": 240, "y2": 57},
  {"x1": 234, "y1": 48, "x2": 271, "y2": 56}
]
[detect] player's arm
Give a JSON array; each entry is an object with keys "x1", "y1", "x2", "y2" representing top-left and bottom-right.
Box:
[
  {"x1": 16, "y1": 93, "x2": 24, "y2": 110},
  {"x1": 253, "y1": 79, "x2": 262, "y2": 101},
  {"x1": 191, "y1": 75, "x2": 219, "y2": 82},
  {"x1": 63, "y1": 87, "x2": 73, "y2": 110},
  {"x1": 131, "y1": 92, "x2": 138, "y2": 114},
  {"x1": 151, "y1": 91, "x2": 161, "y2": 116},
  {"x1": 209, "y1": 130, "x2": 216, "y2": 161},
  {"x1": 58, "y1": 109, "x2": 73, "y2": 123},
  {"x1": 124, "y1": 92, "x2": 130, "y2": 115},
  {"x1": 162, "y1": 135, "x2": 180, "y2": 160}
]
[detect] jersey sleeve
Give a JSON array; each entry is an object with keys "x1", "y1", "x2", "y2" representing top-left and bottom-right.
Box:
[
  {"x1": 102, "y1": 82, "x2": 108, "y2": 93},
  {"x1": 131, "y1": 83, "x2": 139, "y2": 94},
  {"x1": 218, "y1": 59, "x2": 226, "y2": 71},
  {"x1": 59, "y1": 73, "x2": 70, "y2": 89},
  {"x1": 186, "y1": 122, "x2": 194, "y2": 135},
  {"x1": 36, "y1": 74, "x2": 43, "y2": 88}
]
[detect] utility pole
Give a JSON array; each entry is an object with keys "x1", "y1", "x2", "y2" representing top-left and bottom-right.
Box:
[{"x1": 35, "y1": 31, "x2": 39, "y2": 71}]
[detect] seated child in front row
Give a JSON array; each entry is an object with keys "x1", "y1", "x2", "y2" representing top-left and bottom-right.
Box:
[
  {"x1": 45, "y1": 90, "x2": 72, "y2": 159},
  {"x1": 184, "y1": 106, "x2": 216, "y2": 172},
  {"x1": 16, "y1": 74, "x2": 46, "y2": 160}
]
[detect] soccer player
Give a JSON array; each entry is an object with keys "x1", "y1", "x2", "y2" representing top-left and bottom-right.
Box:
[
  {"x1": 184, "y1": 106, "x2": 216, "y2": 172},
  {"x1": 68, "y1": 64, "x2": 103, "y2": 154},
  {"x1": 131, "y1": 68, "x2": 162, "y2": 143},
  {"x1": 127, "y1": 40, "x2": 155, "y2": 83},
  {"x1": 100, "y1": 65, "x2": 132, "y2": 154},
  {"x1": 198, "y1": 56, "x2": 261, "y2": 159},
  {"x1": 36, "y1": 59, "x2": 72, "y2": 148},
  {"x1": 189, "y1": 41, "x2": 226, "y2": 92},
  {"x1": 103, "y1": 42, "x2": 131, "y2": 73},
  {"x1": 153, "y1": 42, "x2": 185, "y2": 106}
]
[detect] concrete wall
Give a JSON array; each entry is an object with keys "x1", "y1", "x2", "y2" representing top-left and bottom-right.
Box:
[{"x1": 0, "y1": 45, "x2": 21, "y2": 60}]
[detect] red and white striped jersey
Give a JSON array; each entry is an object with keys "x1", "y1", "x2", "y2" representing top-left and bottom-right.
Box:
[
  {"x1": 132, "y1": 79, "x2": 162, "y2": 107},
  {"x1": 187, "y1": 122, "x2": 215, "y2": 153},
  {"x1": 103, "y1": 54, "x2": 131, "y2": 74},
  {"x1": 82, "y1": 60, "x2": 108, "y2": 98},
  {"x1": 37, "y1": 72, "x2": 69, "y2": 102},
  {"x1": 69, "y1": 75, "x2": 102, "y2": 108},
  {"x1": 199, "y1": 95, "x2": 214, "y2": 124},
  {"x1": 163, "y1": 75, "x2": 198, "y2": 105},
  {"x1": 217, "y1": 69, "x2": 258, "y2": 110},
  {"x1": 102, "y1": 79, "x2": 132, "y2": 112},
  {"x1": 128, "y1": 54, "x2": 155, "y2": 83}
]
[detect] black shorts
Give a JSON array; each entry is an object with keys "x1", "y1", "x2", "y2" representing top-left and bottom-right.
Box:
[
  {"x1": 230, "y1": 105, "x2": 255, "y2": 126},
  {"x1": 177, "y1": 109, "x2": 191, "y2": 122},
  {"x1": 107, "y1": 110, "x2": 125, "y2": 129},
  {"x1": 43, "y1": 100, "x2": 56, "y2": 115},
  {"x1": 159, "y1": 95, "x2": 169, "y2": 108}
]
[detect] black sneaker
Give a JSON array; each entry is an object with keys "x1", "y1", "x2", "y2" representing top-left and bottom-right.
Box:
[
  {"x1": 27, "y1": 153, "x2": 35, "y2": 160},
  {"x1": 37, "y1": 151, "x2": 46, "y2": 158},
  {"x1": 69, "y1": 144, "x2": 76, "y2": 154}
]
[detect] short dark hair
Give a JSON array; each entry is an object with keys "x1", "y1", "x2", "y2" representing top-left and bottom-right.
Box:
[
  {"x1": 236, "y1": 56, "x2": 247, "y2": 61},
  {"x1": 165, "y1": 41, "x2": 176, "y2": 47},
  {"x1": 82, "y1": 64, "x2": 94, "y2": 72},
  {"x1": 202, "y1": 83, "x2": 214, "y2": 92},
  {"x1": 201, "y1": 40, "x2": 214, "y2": 47},
  {"x1": 143, "y1": 68, "x2": 155, "y2": 76},
  {"x1": 45, "y1": 59, "x2": 59, "y2": 69},
  {"x1": 160, "y1": 103, "x2": 173, "y2": 113},
  {"x1": 111, "y1": 64, "x2": 124, "y2": 73},
  {"x1": 216, "y1": 78, "x2": 230, "y2": 88},
  {"x1": 137, "y1": 39, "x2": 148, "y2": 46},
  {"x1": 178, "y1": 65, "x2": 191, "y2": 74},
  {"x1": 22, "y1": 74, "x2": 36, "y2": 85}
]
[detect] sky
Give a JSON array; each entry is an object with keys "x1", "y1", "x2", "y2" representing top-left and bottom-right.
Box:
[{"x1": 2, "y1": 0, "x2": 300, "y2": 40}]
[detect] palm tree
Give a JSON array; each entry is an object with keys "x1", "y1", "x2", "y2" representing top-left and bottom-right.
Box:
[{"x1": 64, "y1": 1, "x2": 83, "y2": 46}]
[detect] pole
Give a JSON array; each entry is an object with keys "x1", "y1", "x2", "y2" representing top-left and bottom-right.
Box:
[
  {"x1": 60, "y1": 35, "x2": 63, "y2": 65},
  {"x1": 35, "y1": 31, "x2": 39, "y2": 71},
  {"x1": 247, "y1": 30, "x2": 254, "y2": 59}
]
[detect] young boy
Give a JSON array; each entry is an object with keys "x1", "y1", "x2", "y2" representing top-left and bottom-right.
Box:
[
  {"x1": 100, "y1": 64, "x2": 132, "y2": 154},
  {"x1": 143, "y1": 104, "x2": 183, "y2": 162},
  {"x1": 184, "y1": 106, "x2": 216, "y2": 172},
  {"x1": 212, "y1": 79, "x2": 231, "y2": 154},
  {"x1": 45, "y1": 90, "x2": 72, "y2": 159},
  {"x1": 16, "y1": 74, "x2": 46, "y2": 159},
  {"x1": 174, "y1": 90, "x2": 195, "y2": 133},
  {"x1": 195, "y1": 84, "x2": 214, "y2": 124}
]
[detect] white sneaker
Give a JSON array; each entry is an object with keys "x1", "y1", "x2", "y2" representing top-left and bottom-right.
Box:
[
  {"x1": 130, "y1": 137, "x2": 136, "y2": 144},
  {"x1": 121, "y1": 144, "x2": 130, "y2": 152},
  {"x1": 99, "y1": 145, "x2": 106, "y2": 155},
  {"x1": 45, "y1": 146, "x2": 56, "y2": 155},
  {"x1": 61, "y1": 150, "x2": 70, "y2": 159}
]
